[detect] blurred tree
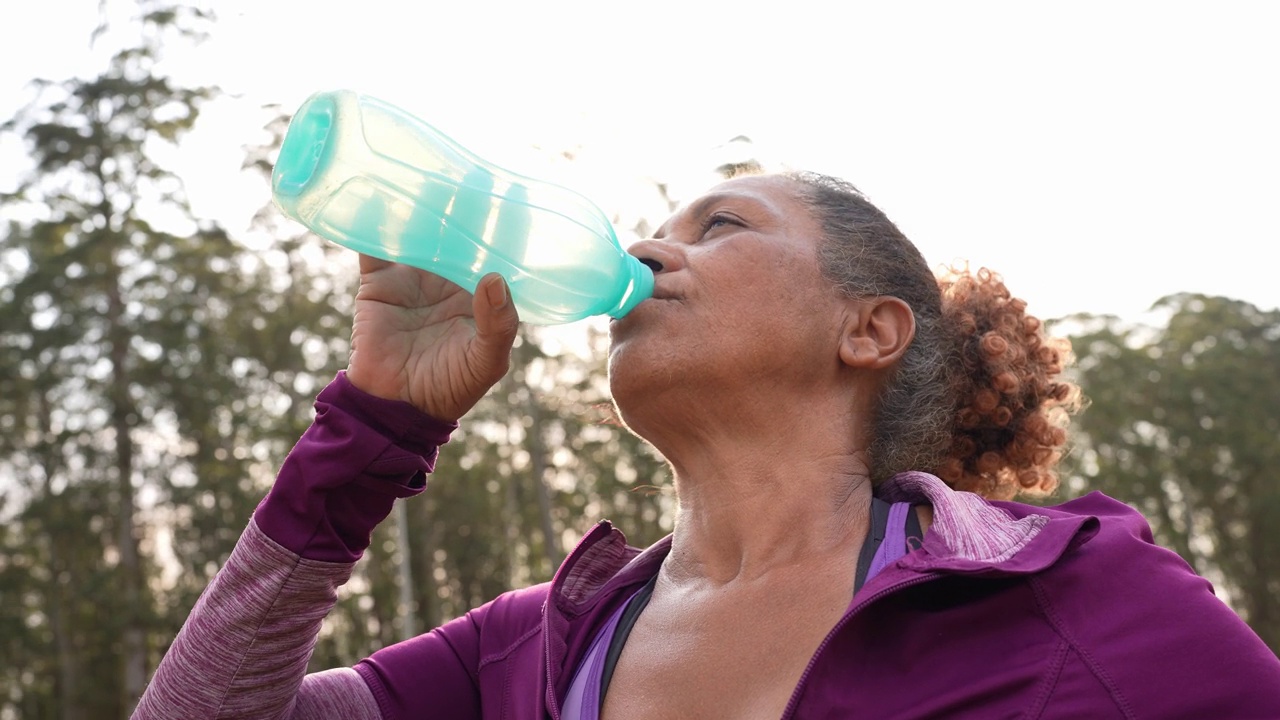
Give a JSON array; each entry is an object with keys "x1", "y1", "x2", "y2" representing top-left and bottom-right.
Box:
[
  {"x1": 1061, "y1": 294, "x2": 1280, "y2": 652},
  {"x1": 0, "y1": 1, "x2": 347, "y2": 716}
]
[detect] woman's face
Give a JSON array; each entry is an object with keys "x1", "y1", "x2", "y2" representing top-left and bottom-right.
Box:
[{"x1": 607, "y1": 175, "x2": 850, "y2": 415}]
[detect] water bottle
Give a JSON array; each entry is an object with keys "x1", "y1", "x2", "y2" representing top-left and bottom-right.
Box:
[{"x1": 271, "y1": 90, "x2": 654, "y2": 325}]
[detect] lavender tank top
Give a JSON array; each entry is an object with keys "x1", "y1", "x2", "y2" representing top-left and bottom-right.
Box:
[{"x1": 561, "y1": 501, "x2": 918, "y2": 720}]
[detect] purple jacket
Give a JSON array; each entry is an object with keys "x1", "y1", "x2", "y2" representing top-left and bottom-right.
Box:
[{"x1": 135, "y1": 373, "x2": 1280, "y2": 719}]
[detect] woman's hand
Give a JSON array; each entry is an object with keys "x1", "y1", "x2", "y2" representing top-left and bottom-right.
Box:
[{"x1": 345, "y1": 255, "x2": 520, "y2": 422}]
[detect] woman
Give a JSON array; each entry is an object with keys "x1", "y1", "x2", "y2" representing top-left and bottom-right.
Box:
[{"x1": 135, "y1": 172, "x2": 1280, "y2": 719}]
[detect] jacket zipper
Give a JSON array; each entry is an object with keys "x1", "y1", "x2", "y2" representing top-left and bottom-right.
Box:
[
  {"x1": 547, "y1": 653, "x2": 561, "y2": 720},
  {"x1": 779, "y1": 572, "x2": 941, "y2": 720}
]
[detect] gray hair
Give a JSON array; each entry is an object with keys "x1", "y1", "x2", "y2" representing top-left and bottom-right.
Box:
[{"x1": 785, "y1": 171, "x2": 956, "y2": 482}]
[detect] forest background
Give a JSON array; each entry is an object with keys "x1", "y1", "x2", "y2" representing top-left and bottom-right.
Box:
[{"x1": 1, "y1": 1, "x2": 1278, "y2": 718}]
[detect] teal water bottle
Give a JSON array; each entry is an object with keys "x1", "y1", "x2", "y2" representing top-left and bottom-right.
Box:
[{"x1": 271, "y1": 90, "x2": 654, "y2": 325}]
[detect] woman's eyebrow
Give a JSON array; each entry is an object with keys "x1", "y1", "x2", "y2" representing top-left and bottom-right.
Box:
[
  {"x1": 684, "y1": 192, "x2": 740, "y2": 222},
  {"x1": 688, "y1": 191, "x2": 776, "y2": 224},
  {"x1": 653, "y1": 190, "x2": 770, "y2": 239}
]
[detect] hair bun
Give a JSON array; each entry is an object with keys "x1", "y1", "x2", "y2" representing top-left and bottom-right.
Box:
[{"x1": 936, "y1": 266, "x2": 1084, "y2": 499}]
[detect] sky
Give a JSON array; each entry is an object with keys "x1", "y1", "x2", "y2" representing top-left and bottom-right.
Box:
[{"x1": 2, "y1": 0, "x2": 1278, "y2": 325}]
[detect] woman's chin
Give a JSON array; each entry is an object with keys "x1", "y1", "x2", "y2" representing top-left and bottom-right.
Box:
[{"x1": 607, "y1": 351, "x2": 676, "y2": 420}]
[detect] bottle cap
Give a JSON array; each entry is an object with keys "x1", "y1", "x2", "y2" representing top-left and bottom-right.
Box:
[{"x1": 273, "y1": 92, "x2": 337, "y2": 198}]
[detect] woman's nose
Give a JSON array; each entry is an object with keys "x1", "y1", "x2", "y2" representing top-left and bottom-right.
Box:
[{"x1": 628, "y1": 239, "x2": 684, "y2": 274}]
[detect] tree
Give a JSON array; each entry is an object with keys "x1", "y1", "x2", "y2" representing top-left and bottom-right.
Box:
[
  {"x1": 1061, "y1": 294, "x2": 1280, "y2": 651},
  {"x1": 0, "y1": 2, "x2": 349, "y2": 716}
]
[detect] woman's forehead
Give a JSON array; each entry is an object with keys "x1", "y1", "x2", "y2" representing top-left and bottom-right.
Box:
[{"x1": 704, "y1": 174, "x2": 804, "y2": 204}]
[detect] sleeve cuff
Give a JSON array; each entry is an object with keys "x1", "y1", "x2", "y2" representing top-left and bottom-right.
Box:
[{"x1": 253, "y1": 371, "x2": 458, "y2": 562}]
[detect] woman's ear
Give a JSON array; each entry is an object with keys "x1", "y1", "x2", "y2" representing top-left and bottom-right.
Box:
[{"x1": 838, "y1": 297, "x2": 916, "y2": 370}]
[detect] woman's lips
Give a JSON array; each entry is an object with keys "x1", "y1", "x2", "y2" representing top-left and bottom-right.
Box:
[{"x1": 611, "y1": 293, "x2": 677, "y2": 325}]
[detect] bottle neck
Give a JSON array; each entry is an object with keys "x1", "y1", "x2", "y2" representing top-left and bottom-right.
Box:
[{"x1": 608, "y1": 255, "x2": 655, "y2": 319}]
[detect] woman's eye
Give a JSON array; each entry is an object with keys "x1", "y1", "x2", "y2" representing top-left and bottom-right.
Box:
[{"x1": 701, "y1": 213, "x2": 737, "y2": 234}]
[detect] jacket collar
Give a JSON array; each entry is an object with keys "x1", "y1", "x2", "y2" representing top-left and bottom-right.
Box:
[
  {"x1": 545, "y1": 472, "x2": 1102, "y2": 609},
  {"x1": 878, "y1": 471, "x2": 1099, "y2": 576},
  {"x1": 539, "y1": 472, "x2": 1100, "y2": 718},
  {"x1": 541, "y1": 523, "x2": 664, "y2": 719}
]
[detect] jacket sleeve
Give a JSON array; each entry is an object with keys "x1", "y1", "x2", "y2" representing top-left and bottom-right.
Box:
[
  {"x1": 133, "y1": 372, "x2": 464, "y2": 720},
  {"x1": 1034, "y1": 494, "x2": 1280, "y2": 719},
  {"x1": 353, "y1": 581, "x2": 551, "y2": 720}
]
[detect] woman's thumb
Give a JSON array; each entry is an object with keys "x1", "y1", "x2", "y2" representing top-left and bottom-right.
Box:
[{"x1": 471, "y1": 273, "x2": 520, "y2": 380}]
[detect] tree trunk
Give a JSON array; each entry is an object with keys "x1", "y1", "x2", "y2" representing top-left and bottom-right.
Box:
[
  {"x1": 37, "y1": 392, "x2": 87, "y2": 720},
  {"x1": 51, "y1": 563, "x2": 86, "y2": 720},
  {"x1": 415, "y1": 494, "x2": 442, "y2": 631},
  {"x1": 526, "y1": 398, "x2": 562, "y2": 570},
  {"x1": 394, "y1": 503, "x2": 417, "y2": 640},
  {"x1": 1246, "y1": 500, "x2": 1277, "y2": 651},
  {"x1": 106, "y1": 270, "x2": 147, "y2": 716}
]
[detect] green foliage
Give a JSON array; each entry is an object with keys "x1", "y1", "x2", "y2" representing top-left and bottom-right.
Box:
[
  {"x1": 2, "y1": 1, "x2": 678, "y2": 705},
  {"x1": 0, "y1": 2, "x2": 347, "y2": 716},
  {"x1": 1060, "y1": 294, "x2": 1280, "y2": 651}
]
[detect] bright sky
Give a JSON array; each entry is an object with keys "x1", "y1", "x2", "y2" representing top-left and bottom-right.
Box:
[{"x1": 2, "y1": 0, "x2": 1278, "y2": 324}]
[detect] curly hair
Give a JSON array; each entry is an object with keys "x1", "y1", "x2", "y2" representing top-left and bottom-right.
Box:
[
  {"x1": 935, "y1": 266, "x2": 1083, "y2": 498},
  {"x1": 786, "y1": 171, "x2": 1083, "y2": 499}
]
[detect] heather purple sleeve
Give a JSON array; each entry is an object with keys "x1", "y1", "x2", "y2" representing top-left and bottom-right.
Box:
[
  {"x1": 134, "y1": 521, "x2": 382, "y2": 720},
  {"x1": 134, "y1": 373, "x2": 461, "y2": 719}
]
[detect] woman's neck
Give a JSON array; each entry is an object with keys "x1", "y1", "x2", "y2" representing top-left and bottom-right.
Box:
[
  {"x1": 614, "y1": 367, "x2": 884, "y2": 586},
  {"x1": 656, "y1": 418, "x2": 875, "y2": 587}
]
